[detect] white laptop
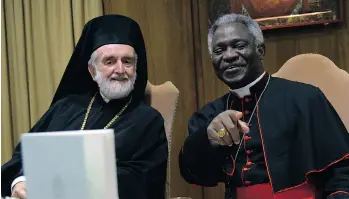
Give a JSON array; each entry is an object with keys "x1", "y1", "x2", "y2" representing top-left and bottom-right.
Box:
[{"x1": 21, "y1": 129, "x2": 119, "y2": 199}]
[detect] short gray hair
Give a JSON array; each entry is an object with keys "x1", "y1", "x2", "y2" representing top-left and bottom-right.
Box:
[
  {"x1": 87, "y1": 50, "x2": 138, "y2": 68},
  {"x1": 207, "y1": 14, "x2": 264, "y2": 55},
  {"x1": 88, "y1": 50, "x2": 98, "y2": 68}
]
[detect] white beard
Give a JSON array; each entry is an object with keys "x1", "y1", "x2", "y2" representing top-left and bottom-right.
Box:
[{"x1": 95, "y1": 71, "x2": 137, "y2": 100}]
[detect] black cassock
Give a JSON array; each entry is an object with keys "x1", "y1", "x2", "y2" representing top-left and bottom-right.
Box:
[
  {"x1": 1, "y1": 93, "x2": 168, "y2": 199},
  {"x1": 179, "y1": 73, "x2": 349, "y2": 199}
]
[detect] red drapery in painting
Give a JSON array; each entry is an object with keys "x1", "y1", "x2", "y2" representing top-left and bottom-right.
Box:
[{"x1": 229, "y1": 0, "x2": 310, "y2": 18}]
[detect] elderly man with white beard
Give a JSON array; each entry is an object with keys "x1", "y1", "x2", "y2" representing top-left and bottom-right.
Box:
[
  {"x1": 88, "y1": 44, "x2": 138, "y2": 100},
  {"x1": 1, "y1": 15, "x2": 168, "y2": 199}
]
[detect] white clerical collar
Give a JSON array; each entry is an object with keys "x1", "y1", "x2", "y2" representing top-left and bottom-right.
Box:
[
  {"x1": 100, "y1": 92, "x2": 110, "y2": 103},
  {"x1": 230, "y1": 72, "x2": 266, "y2": 98}
]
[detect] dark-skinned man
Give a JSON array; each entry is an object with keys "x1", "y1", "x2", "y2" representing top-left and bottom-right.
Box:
[{"x1": 179, "y1": 13, "x2": 349, "y2": 199}]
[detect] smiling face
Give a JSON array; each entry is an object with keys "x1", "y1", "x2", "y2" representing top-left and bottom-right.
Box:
[
  {"x1": 88, "y1": 44, "x2": 137, "y2": 99},
  {"x1": 211, "y1": 22, "x2": 265, "y2": 88}
]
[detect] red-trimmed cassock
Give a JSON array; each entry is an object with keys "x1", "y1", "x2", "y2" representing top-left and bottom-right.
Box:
[{"x1": 179, "y1": 73, "x2": 349, "y2": 199}]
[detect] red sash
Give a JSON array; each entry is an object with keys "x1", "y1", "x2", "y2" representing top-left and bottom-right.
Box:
[{"x1": 237, "y1": 183, "x2": 316, "y2": 199}]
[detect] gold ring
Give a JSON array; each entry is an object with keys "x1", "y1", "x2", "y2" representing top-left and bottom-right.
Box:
[{"x1": 217, "y1": 128, "x2": 227, "y2": 138}]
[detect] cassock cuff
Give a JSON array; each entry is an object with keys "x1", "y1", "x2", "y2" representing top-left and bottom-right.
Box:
[
  {"x1": 11, "y1": 176, "x2": 26, "y2": 193},
  {"x1": 182, "y1": 126, "x2": 231, "y2": 166},
  {"x1": 327, "y1": 191, "x2": 349, "y2": 199}
]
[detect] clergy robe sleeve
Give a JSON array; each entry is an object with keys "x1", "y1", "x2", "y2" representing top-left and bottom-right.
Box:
[
  {"x1": 301, "y1": 88, "x2": 349, "y2": 199},
  {"x1": 116, "y1": 112, "x2": 168, "y2": 199},
  {"x1": 1, "y1": 99, "x2": 64, "y2": 197},
  {"x1": 325, "y1": 160, "x2": 349, "y2": 199},
  {"x1": 179, "y1": 104, "x2": 231, "y2": 187}
]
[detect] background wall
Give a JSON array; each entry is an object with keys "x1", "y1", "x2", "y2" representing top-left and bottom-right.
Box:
[{"x1": 103, "y1": 0, "x2": 349, "y2": 198}]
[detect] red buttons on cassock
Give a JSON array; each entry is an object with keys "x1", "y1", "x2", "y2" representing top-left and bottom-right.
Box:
[
  {"x1": 246, "y1": 150, "x2": 253, "y2": 155},
  {"x1": 245, "y1": 98, "x2": 250, "y2": 102},
  {"x1": 243, "y1": 167, "x2": 249, "y2": 172},
  {"x1": 244, "y1": 181, "x2": 251, "y2": 185},
  {"x1": 244, "y1": 136, "x2": 251, "y2": 141},
  {"x1": 246, "y1": 161, "x2": 253, "y2": 166},
  {"x1": 244, "y1": 110, "x2": 249, "y2": 115}
]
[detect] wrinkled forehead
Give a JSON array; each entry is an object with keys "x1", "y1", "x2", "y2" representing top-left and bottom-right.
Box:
[
  {"x1": 95, "y1": 44, "x2": 136, "y2": 59},
  {"x1": 212, "y1": 22, "x2": 253, "y2": 45}
]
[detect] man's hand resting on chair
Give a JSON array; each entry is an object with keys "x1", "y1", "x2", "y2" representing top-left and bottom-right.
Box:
[{"x1": 11, "y1": 182, "x2": 26, "y2": 199}]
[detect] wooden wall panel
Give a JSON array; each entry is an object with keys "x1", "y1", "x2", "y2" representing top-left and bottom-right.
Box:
[
  {"x1": 192, "y1": 0, "x2": 227, "y2": 197},
  {"x1": 103, "y1": 0, "x2": 202, "y2": 198},
  {"x1": 194, "y1": 1, "x2": 349, "y2": 199}
]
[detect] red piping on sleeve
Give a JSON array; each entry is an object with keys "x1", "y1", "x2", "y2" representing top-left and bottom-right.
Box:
[{"x1": 327, "y1": 191, "x2": 349, "y2": 198}]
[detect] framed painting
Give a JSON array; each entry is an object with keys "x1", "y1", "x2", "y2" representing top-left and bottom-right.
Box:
[{"x1": 208, "y1": 0, "x2": 345, "y2": 30}]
